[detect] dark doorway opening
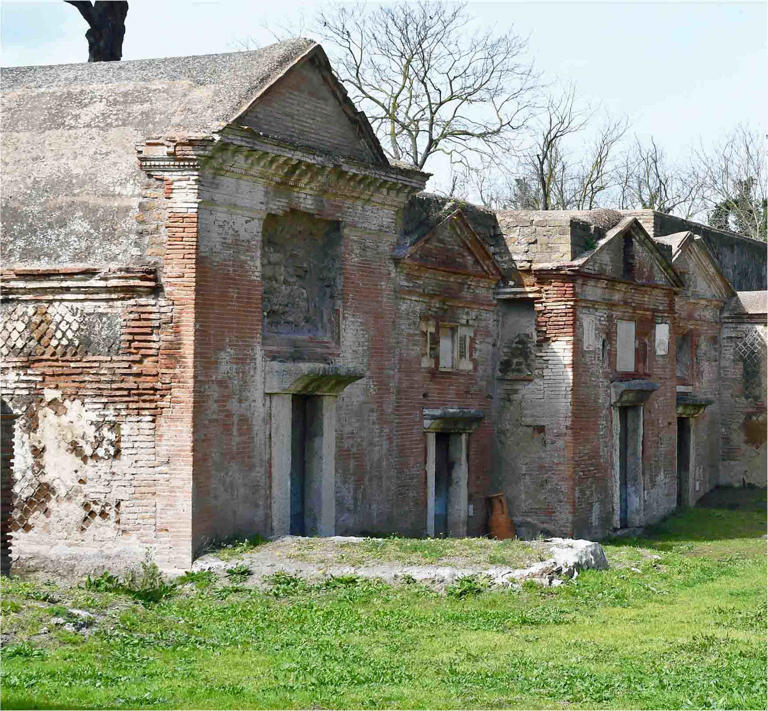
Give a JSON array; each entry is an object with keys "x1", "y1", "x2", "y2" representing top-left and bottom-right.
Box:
[
  {"x1": 290, "y1": 396, "x2": 307, "y2": 535},
  {"x1": 289, "y1": 395, "x2": 324, "y2": 536},
  {"x1": 677, "y1": 417, "x2": 691, "y2": 508},
  {"x1": 619, "y1": 407, "x2": 628, "y2": 528},
  {"x1": 434, "y1": 433, "x2": 452, "y2": 537},
  {"x1": 617, "y1": 405, "x2": 642, "y2": 528}
]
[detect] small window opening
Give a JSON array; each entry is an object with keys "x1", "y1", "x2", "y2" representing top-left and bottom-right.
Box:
[
  {"x1": 458, "y1": 333, "x2": 468, "y2": 361},
  {"x1": 616, "y1": 320, "x2": 636, "y2": 372},
  {"x1": 439, "y1": 326, "x2": 457, "y2": 370}
]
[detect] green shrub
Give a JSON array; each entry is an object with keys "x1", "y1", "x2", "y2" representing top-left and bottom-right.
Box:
[
  {"x1": 319, "y1": 574, "x2": 364, "y2": 589},
  {"x1": 225, "y1": 563, "x2": 253, "y2": 583},
  {"x1": 3, "y1": 642, "x2": 46, "y2": 659},
  {"x1": 211, "y1": 534, "x2": 267, "y2": 561},
  {"x1": 83, "y1": 554, "x2": 175, "y2": 604},
  {"x1": 123, "y1": 556, "x2": 176, "y2": 604},
  {"x1": 264, "y1": 571, "x2": 306, "y2": 597},
  {"x1": 446, "y1": 575, "x2": 491, "y2": 599},
  {"x1": 176, "y1": 570, "x2": 216, "y2": 589},
  {"x1": 84, "y1": 571, "x2": 122, "y2": 593}
]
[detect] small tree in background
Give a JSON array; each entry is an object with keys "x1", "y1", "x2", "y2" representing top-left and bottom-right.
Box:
[
  {"x1": 65, "y1": 1, "x2": 129, "y2": 62},
  {"x1": 695, "y1": 126, "x2": 767, "y2": 241}
]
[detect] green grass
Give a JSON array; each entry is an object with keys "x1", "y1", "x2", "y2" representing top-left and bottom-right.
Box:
[{"x1": 2, "y1": 496, "x2": 766, "y2": 709}]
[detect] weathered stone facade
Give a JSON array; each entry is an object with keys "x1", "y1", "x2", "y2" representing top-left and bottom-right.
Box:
[{"x1": 1, "y1": 40, "x2": 765, "y2": 573}]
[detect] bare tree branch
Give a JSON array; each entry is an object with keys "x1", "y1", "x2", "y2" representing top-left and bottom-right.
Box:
[
  {"x1": 617, "y1": 138, "x2": 700, "y2": 217},
  {"x1": 313, "y1": 1, "x2": 537, "y2": 170},
  {"x1": 692, "y1": 125, "x2": 767, "y2": 241}
]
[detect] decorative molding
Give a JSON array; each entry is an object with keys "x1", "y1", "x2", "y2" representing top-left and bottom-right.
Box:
[
  {"x1": 0, "y1": 266, "x2": 157, "y2": 301},
  {"x1": 264, "y1": 363, "x2": 364, "y2": 395},
  {"x1": 395, "y1": 210, "x2": 507, "y2": 282},
  {"x1": 203, "y1": 133, "x2": 424, "y2": 207},
  {"x1": 423, "y1": 407, "x2": 484, "y2": 433},
  {"x1": 136, "y1": 131, "x2": 427, "y2": 208},
  {"x1": 610, "y1": 380, "x2": 659, "y2": 407},
  {"x1": 676, "y1": 394, "x2": 713, "y2": 418},
  {"x1": 136, "y1": 137, "x2": 214, "y2": 174}
]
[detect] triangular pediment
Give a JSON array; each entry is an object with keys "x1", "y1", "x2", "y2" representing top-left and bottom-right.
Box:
[
  {"x1": 659, "y1": 232, "x2": 736, "y2": 300},
  {"x1": 234, "y1": 45, "x2": 388, "y2": 166},
  {"x1": 578, "y1": 217, "x2": 682, "y2": 288},
  {"x1": 397, "y1": 210, "x2": 505, "y2": 280}
]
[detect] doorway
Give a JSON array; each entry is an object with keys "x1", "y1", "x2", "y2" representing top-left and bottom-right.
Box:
[
  {"x1": 676, "y1": 417, "x2": 691, "y2": 508},
  {"x1": 433, "y1": 433, "x2": 451, "y2": 537},
  {"x1": 290, "y1": 396, "x2": 307, "y2": 535},
  {"x1": 617, "y1": 405, "x2": 643, "y2": 528},
  {"x1": 289, "y1": 395, "x2": 325, "y2": 536},
  {"x1": 425, "y1": 431, "x2": 469, "y2": 537}
]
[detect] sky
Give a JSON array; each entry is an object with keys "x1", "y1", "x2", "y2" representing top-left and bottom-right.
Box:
[{"x1": 1, "y1": 0, "x2": 765, "y2": 191}]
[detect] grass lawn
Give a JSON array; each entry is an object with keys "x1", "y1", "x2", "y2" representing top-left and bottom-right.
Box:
[{"x1": 2, "y1": 490, "x2": 766, "y2": 709}]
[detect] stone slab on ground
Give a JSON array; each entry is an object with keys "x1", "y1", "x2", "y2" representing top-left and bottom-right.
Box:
[{"x1": 191, "y1": 536, "x2": 610, "y2": 590}]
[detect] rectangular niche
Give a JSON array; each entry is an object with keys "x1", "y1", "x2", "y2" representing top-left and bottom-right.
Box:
[
  {"x1": 497, "y1": 300, "x2": 536, "y2": 379},
  {"x1": 262, "y1": 210, "x2": 342, "y2": 357}
]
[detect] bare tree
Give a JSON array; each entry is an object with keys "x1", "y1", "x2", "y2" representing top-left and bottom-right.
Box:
[
  {"x1": 314, "y1": 1, "x2": 537, "y2": 171},
  {"x1": 462, "y1": 89, "x2": 627, "y2": 211},
  {"x1": 65, "y1": 1, "x2": 128, "y2": 62},
  {"x1": 617, "y1": 138, "x2": 700, "y2": 217},
  {"x1": 569, "y1": 117, "x2": 628, "y2": 209},
  {"x1": 526, "y1": 88, "x2": 586, "y2": 209},
  {"x1": 693, "y1": 125, "x2": 767, "y2": 241}
]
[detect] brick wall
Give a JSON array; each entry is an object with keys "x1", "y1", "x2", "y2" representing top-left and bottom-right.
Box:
[
  {"x1": 153, "y1": 170, "x2": 199, "y2": 569},
  {"x1": 0, "y1": 156, "x2": 206, "y2": 573},
  {"x1": 0, "y1": 267, "x2": 168, "y2": 574},
  {"x1": 572, "y1": 278, "x2": 678, "y2": 537},
  {"x1": 494, "y1": 275, "x2": 576, "y2": 538},
  {"x1": 193, "y1": 139, "x2": 420, "y2": 544},
  {"x1": 393, "y1": 265, "x2": 498, "y2": 536},
  {"x1": 719, "y1": 316, "x2": 767, "y2": 485},
  {"x1": 238, "y1": 58, "x2": 376, "y2": 163},
  {"x1": 673, "y1": 297, "x2": 724, "y2": 503},
  {"x1": 191, "y1": 170, "x2": 266, "y2": 550}
]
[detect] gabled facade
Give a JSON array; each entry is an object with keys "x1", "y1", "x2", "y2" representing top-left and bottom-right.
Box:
[
  {"x1": 657, "y1": 232, "x2": 736, "y2": 505},
  {"x1": 493, "y1": 217, "x2": 684, "y2": 538},
  {"x1": 392, "y1": 210, "x2": 506, "y2": 538},
  {"x1": 1, "y1": 43, "x2": 765, "y2": 575}
]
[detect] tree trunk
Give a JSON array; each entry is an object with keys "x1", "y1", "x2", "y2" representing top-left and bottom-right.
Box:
[{"x1": 66, "y1": 1, "x2": 128, "y2": 62}]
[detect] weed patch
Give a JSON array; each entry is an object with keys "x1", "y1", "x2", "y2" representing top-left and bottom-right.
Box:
[
  {"x1": 84, "y1": 555, "x2": 175, "y2": 604},
  {"x1": 446, "y1": 574, "x2": 491, "y2": 599},
  {"x1": 207, "y1": 534, "x2": 267, "y2": 561},
  {"x1": 225, "y1": 564, "x2": 253, "y2": 583}
]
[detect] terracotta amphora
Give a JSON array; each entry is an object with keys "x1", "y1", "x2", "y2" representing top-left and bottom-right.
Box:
[{"x1": 487, "y1": 492, "x2": 516, "y2": 540}]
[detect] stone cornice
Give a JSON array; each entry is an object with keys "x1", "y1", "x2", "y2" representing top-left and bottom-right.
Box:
[
  {"x1": 0, "y1": 266, "x2": 157, "y2": 300},
  {"x1": 207, "y1": 129, "x2": 427, "y2": 207},
  {"x1": 136, "y1": 136, "x2": 215, "y2": 173},
  {"x1": 136, "y1": 132, "x2": 427, "y2": 207}
]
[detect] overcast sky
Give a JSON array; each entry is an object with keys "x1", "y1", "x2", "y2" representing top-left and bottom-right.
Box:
[{"x1": 2, "y1": 0, "x2": 765, "y2": 190}]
